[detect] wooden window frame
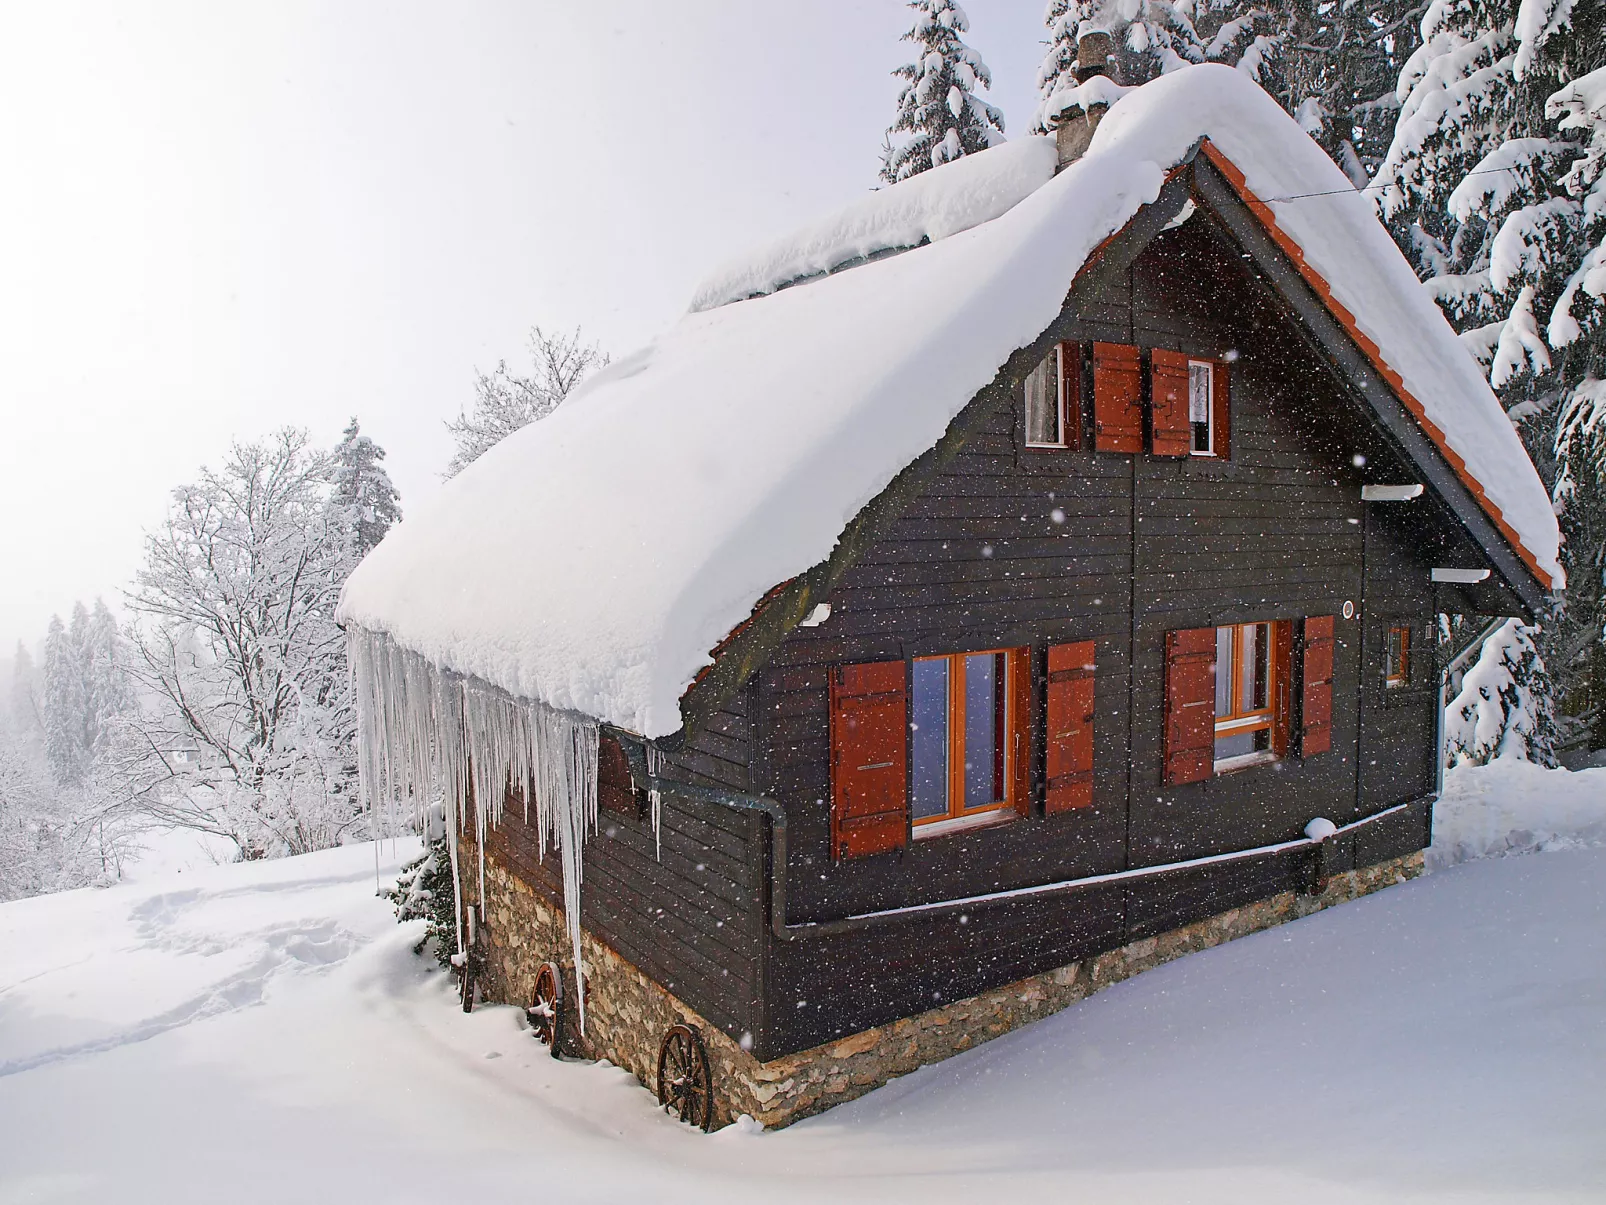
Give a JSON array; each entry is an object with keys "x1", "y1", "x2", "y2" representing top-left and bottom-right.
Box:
[
  {"x1": 1213, "y1": 621, "x2": 1290, "y2": 773},
  {"x1": 1188, "y1": 358, "x2": 1217, "y2": 457},
  {"x1": 1024, "y1": 343, "x2": 1081, "y2": 451},
  {"x1": 1385, "y1": 625, "x2": 1411, "y2": 689},
  {"x1": 910, "y1": 647, "x2": 1028, "y2": 836}
]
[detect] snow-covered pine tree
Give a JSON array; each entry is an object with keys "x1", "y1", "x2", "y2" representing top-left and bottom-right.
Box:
[
  {"x1": 0, "y1": 728, "x2": 61, "y2": 901},
  {"x1": 1444, "y1": 617, "x2": 1560, "y2": 762},
  {"x1": 42, "y1": 613, "x2": 88, "y2": 786},
  {"x1": 6, "y1": 642, "x2": 41, "y2": 745},
  {"x1": 880, "y1": 0, "x2": 1006, "y2": 184},
  {"x1": 1374, "y1": 0, "x2": 1606, "y2": 752},
  {"x1": 1243, "y1": 1, "x2": 1427, "y2": 185},
  {"x1": 85, "y1": 600, "x2": 128, "y2": 758},
  {"x1": 445, "y1": 326, "x2": 608, "y2": 478},
  {"x1": 332, "y1": 418, "x2": 402, "y2": 559},
  {"x1": 1547, "y1": 55, "x2": 1606, "y2": 744},
  {"x1": 1029, "y1": 0, "x2": 1419, "y2": 184}
]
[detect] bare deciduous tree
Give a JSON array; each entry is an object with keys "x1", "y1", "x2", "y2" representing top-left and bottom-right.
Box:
[
  {"x1": 444, "y1": 325, "x2": 608, "y2": 477},
  {"x1": 121, "y1": 429, "x2": 363, "y2": 859}
]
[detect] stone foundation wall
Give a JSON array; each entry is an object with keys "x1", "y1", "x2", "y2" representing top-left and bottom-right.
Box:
[{"x1": 469, "y1": 848, "x2": 1423, "y2": 1130}]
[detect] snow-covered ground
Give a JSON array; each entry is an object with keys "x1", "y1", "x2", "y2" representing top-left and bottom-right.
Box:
[{"x1": 2, "y1": 767, "x2": 1603, "y2": 1204}]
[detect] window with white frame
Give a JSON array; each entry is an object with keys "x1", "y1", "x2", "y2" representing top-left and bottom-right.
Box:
[{"x1": 1189, "y1": 360, "x2": 1214, "y2": 455}]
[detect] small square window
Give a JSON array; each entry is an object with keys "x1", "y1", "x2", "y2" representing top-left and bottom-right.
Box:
[
  {"x1": 1025, "y1": 347, "x2": 1067, "y2": 448},
  {"x1": 1189, "y1": 360, "x2": 1214, "y2": 455},
  {"x1": 1385, "y1": 626, "x2": 1411, "y2": 688}
]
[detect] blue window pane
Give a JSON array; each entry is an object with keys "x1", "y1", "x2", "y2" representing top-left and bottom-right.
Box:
[
  {"x1": 964, "y1": 653, "x2": 1006, "y2": 807},
  {"x1": 910, "y1": 658, "x2": 948, "y2": 820}
]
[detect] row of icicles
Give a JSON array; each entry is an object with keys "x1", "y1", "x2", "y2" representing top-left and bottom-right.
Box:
[{"x1": 350, "y1": 627, "x2": 663, "y2": 1031}]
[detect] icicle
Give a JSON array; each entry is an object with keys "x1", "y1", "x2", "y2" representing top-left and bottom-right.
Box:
[
  {"x1": 646, "y1": 743, "x2": 666, "y2": 862},
  {"x1": 348, "y1": 626, "x2": 601, "y2": 1026}
]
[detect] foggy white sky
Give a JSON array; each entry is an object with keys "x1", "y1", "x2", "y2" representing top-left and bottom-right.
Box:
[{"x1": 0, "y1": 1, "x2": 1047, "y2": 653}]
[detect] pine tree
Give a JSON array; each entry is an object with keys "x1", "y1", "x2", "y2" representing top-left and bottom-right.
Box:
[
  {"x1": 1246, "y1": 1, "x2": 1427, "y2": 185},
  {"x1": 1374, "y1": 0, "x2": 1606, "y2": 751},
  {"x1": 881, "y1": 0, "x2": 1006, "y2": 184},
  {"x1": 85, "y1": 600, "x2": 128, "y2": 758},
  {"x1": 445, "y1": 326, "x2": 608, "y2": 478},
  {"x1": 332, "y1": 418, "x2": 402, "y2": 559},
  {"x1": 1029, "y1": 0, "x2": 1421, "y2": 183},
  {"x1": 42, "y1": 614, "x2": 88, "y2": 786},
  {"x1": 7, "y1": 642, "x2": 41, "y2": 743},
  {"x1": 1445, "y1": 618, "x2": 1560, "y2": 763},
  {"x1": 1546, "y1": 56, "x2": 1606, "y2": 744}
]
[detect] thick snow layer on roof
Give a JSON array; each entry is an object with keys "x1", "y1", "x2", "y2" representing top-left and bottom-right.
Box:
[
  {"x1": 339, "y1": 64, "x2": 1560, "y2": 738},
  {"x1": 687, "y1": 134, "x2": 1057, "y2": 313}
]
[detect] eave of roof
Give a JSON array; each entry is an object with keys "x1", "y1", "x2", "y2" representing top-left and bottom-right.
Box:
[{"x1": 1197, "y1": 141, "x2": 1559, "y2": 597}]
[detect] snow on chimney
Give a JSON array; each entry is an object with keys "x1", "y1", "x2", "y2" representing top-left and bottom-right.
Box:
[{"x1": 1049, "y1": 31, "x2": 1123, "y2": 170}]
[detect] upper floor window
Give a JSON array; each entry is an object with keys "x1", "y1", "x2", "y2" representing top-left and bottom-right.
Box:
[
  {"x1": 1385, "y1": 625, "x2": 1411, "y2": 688},
  {"x1": 1189, "y1": 360, "x2": 1215, "y2": 455},
  {"x1": 911, "y1": 649, "x2": 1025, "y2": 833},
  {"x1": 1025, "y1": 344, "x2": 1077, "y2": 449}
]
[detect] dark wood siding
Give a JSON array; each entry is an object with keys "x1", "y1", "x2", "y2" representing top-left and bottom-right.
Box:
[
  {"x1": 752, "y1": 212, "x2": 1442, "y2": 1058},
  {"x1": 483, "y1": 690, "x2": 766, "y2": 1050}
]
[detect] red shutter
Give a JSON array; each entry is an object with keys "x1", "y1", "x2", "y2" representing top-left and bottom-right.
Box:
[
  {"x1": 1149, "y1": 348, "x2": 1191, "y2": 457},
  {"x1": 829, "y1": 660, "x2": 908, "y2": 860},
  {"x1": 1059, "y1": 341, "x2": 1083, "y2": 450},
  {"x1": 1212, "y1": 357, "x2": 1231, "y2": 459},
  {"x1": 1164, "y1": 627, "x2": 1217, "y2": 786},
  {"x1": 1301, "y1": 616, "x2": 1335, "y2": 756},
  {"x1": 1092, "y1": 342, "x2": 1143, "y2": 454},
  {"x1": 1045, "y1": 641, "x2": 1096, "y2": 813}
]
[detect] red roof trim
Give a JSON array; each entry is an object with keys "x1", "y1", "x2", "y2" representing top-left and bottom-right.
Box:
[{"x1": 1197, "y1": 141, "x2": 1557, "y2": 591}]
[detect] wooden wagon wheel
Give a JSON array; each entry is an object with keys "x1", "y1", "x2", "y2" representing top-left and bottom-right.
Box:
[
  {"x1": 656, "y1": 1023, "x2": 714, "y2": 1131},
  {"x1": 525, "y1": 961, "x2": 564, "y2": 1057}
]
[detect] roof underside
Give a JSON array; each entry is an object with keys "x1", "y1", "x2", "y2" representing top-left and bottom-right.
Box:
[{"x1": 337, "y1": 66, "x2": 1561, "y2": 740}]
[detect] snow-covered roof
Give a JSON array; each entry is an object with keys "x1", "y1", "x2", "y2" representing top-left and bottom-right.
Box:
[
  {"x1": 338, "y1": 65, "x2": 1562, "y2": 740},
  {"x1": 687, "y1": 134, "x2": 1057, "y2": 313}
]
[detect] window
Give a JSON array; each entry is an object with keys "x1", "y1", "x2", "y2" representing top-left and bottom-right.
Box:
[
  {"x1": 1214, "y1": 622, "x2": 1284, "y2": 768},
  {"x1": 1385, "y1": 625, "x2": 1411, "y2": 688},
  {"x1": 1025, "y1": 344, "x2": 1076, "y2": 448},
  {"x1": 910, "y1": 649, "x2": 1024, "y2": 831},
  {"x1": 1189, "y1": 360, "x2": 1214, "y2": 455}
]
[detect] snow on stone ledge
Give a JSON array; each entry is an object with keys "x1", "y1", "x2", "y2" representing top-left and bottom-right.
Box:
[
  {"x1": 687, "y1": 135, "x2": 1057, "y2": 313},
  {"x1": 338, "y1": 66, "x2": 1561, "y2": 739}
]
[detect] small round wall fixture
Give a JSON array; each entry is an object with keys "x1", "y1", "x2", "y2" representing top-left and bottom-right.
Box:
[
  {"x1": 1342, "y1": 600, "x2": 1355, "y2": 620},
  {"x1": 526, "y1": 962, "x2": 565, "y2": 1057},
  {"x1": 657, "y1": 1023, "x2": 715, "y2": 1131}
]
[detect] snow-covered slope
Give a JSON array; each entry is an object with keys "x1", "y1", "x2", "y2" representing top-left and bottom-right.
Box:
[
  {"x1": 338, "y1": 64, "x2": 1560, "y2": 738},
  {"x1": 2, "y1": 764, "x2": 1604, "y2": 1203}
]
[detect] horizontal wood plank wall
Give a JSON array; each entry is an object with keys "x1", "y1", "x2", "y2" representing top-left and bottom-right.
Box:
[
  {"x1": 1350, "y1": 511, "x2": 1441, "y2": 870},
  {"x1": 485, "y1": 689, "x2": 765, "y2": 1049},
  {"x1": 754, "y1": 213, "x2": 1444, "y2": 1058}
]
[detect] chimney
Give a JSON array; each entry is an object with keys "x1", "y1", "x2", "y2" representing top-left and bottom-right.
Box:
[{"x1": 1050, "y1": 31, "x2": 1120, "y2": 170}]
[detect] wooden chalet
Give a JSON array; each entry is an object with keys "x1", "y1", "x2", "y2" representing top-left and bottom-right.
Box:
[{"x1": 339, "y1": 52, "x2": 1560, "y2": 1130}]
